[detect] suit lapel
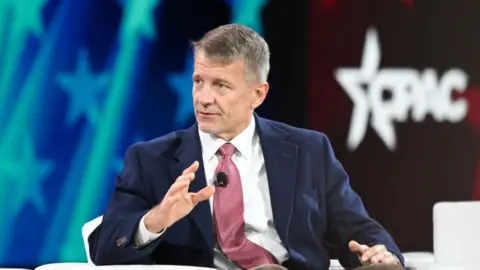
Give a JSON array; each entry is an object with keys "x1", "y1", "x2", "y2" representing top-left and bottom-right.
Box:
[
  {"x1": 170, "y1": 124, "x2": 214, "y2": 250},
  {"x1": 255, "y1": 115, "x2": 298, "y2": 249}
]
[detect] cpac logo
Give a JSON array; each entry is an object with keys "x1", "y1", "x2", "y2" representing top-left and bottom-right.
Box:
[{"x1": 335, "y1": 27, "x2": 469, "y2": 151}]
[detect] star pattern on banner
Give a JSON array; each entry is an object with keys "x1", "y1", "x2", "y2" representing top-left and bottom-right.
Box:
[
  {"x1": 119, "y1": 0, "x2": 161, "y2": 40},
  {"x1": 167, "y1": 51, "x2": 194, "y2": 128},
  {"x1": 224, "y1": 0, "x2": 268, "y2": 33},
  {"x1": 0, "y1": 135, "x2": 54, "y2": 214},
  {"x1": 10, "y1": 0, "x2": 50, "y2": 37},
  {"x1": 111, "y1": 135, "x2": 145, "y2": 173},
  {"x1": 57, "y1": 48, "x2": 110, "y2": 127}
]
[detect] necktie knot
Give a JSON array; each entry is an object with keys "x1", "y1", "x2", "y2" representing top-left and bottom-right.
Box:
[{"x1": 218, "y1": 143, "x2": 236, "y2": 157}]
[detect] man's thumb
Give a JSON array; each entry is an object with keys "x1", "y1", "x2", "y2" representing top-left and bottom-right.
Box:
[{"x1": 349, "y1": 240, "x2": 363, "y2": 253}]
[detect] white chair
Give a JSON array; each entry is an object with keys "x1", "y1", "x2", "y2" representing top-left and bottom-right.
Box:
[
  {"x1": 329, "y1": 259, "x2": 341, "y2": 267},
  {"x1": 35, "y1": 264, "x2": 214, "y2": 269},
  {"x1": 82, "y1": 216, "x2": 103, "y2": 264},
  {"x1": 402, "y1": 251, "x2": 435, "y2": 267},
  {"x1": 433, "y1": 201, "x2": 480, "y2": 270},
  {"x1": 35, "y1": 263, "x2": 95, "y2": 270}
]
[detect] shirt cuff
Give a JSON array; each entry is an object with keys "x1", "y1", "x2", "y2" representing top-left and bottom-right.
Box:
[{"x1": 133, "y1": 214, "x2": 165, "y2": 247}]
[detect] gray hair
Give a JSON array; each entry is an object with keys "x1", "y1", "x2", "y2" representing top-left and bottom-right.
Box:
[{"x1": 191, "y1": 23, "x2": 270, "y2": 84}]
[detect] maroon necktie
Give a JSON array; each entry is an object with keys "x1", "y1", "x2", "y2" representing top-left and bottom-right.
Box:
[{"x1": 213, "y1": 143, "x2": 277, "y2": 269}]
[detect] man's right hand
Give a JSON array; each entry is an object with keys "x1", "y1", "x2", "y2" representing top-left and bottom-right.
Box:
[{"x1": 144, "y1": 161, "x2": 215, "y2": 233}]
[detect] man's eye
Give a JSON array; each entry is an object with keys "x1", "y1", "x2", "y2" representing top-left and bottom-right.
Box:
[{"x1": 215, "y1": 82, "x2": 227, "y2": 88}]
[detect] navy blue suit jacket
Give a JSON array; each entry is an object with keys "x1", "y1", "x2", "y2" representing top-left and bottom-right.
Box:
[{"x1": 89, "y1": 115, "x2": 403, "y2": 269}]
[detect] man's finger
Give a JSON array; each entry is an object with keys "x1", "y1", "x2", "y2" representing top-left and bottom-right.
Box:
[
  {"x1": 379, "y1": 253, "x2": 398, "y2": 264},
  {"x1": 370, "y1": 252, "x2": 386, "y2": 264},
  {"x1": 190, "y1": 185, "x2": 215, "y2": 204},
  {"x1": 182, "y1": 161, "x2": 199, "y2": 175},
  {"x1": 168, "y1": 179, "x2": 191, "y2": 195},
  {"x1": 175, "y1": 172, "x2": 196, "y2": 183},
  {"x1": 361, "y1": 245, "x2": 386, "y2": 262},
  {"x1": 349, "y1": 240, "x2": 368, "y2": 253}
]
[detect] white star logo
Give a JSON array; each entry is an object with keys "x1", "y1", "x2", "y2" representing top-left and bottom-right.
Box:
[{"x1": 335, "y1": 27, "x2": 468, "y2": 151}]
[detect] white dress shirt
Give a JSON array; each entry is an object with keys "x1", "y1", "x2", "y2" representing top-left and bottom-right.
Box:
[{"x1": 134, "y1": 116, "x2": 289, "y2": 263}]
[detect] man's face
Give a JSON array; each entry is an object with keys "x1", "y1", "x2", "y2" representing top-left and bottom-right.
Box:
[{"x1": 192, "y1": 50, "x2": 268, "y2": 140}]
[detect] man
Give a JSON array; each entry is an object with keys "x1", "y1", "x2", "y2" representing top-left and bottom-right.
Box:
[{"x1": 88, "y1": 24, "x2": 404, "y2": 269}]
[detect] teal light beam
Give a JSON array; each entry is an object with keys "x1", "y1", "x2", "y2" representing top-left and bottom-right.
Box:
[
  {"x1": 0, "y1": 0, "x2": 67, "y2": 260},
  {"x1": 227, "y1": 0, "x2": 268, "y2": 33},
  {"x1": 61, "y1": 0, "x2": 162, "y2": 260},
  {"x1": 0, "y1": 1, "x2": 11, "y2": 68},
  {"x1": 39, "y1": 124, "x2": 97, "y2": 262},
  {"x1": 0, "y1": 0, "x2": 49, "y2": 128},
  {"x1": 39, "y1": 48, "x2": 110, "y2": 262}
]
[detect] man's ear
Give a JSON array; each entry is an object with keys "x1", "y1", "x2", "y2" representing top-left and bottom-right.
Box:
[{"x1": 252, "y1": 82, "x2": 269, "y2": 109}]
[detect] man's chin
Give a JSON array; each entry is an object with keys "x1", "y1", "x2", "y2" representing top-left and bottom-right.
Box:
[{"x1": 197, "y1": 123, "x2": 217, "y2": 134}]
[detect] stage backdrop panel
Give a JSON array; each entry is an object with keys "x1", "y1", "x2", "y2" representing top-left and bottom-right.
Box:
[{"x1": 307, "y1": 0, "x2": 480, "y2": 253}]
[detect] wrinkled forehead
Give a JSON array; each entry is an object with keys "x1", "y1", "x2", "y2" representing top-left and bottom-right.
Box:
[{"x1": 193, "y1": 51, "x2": 247, "y2": 82}]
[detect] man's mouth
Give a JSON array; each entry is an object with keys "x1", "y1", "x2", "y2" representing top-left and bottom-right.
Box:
[{"x1": 198, "y1": 111, "x2": 217, "y2": 116}]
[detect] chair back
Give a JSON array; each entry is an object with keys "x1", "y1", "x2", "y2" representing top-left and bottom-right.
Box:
[
  {"x1": 81, "y1": 216, "x2": 103, "y2": 264},
  {"x1": 433, "y1": 201, "x2": 480, "y2": 270}
]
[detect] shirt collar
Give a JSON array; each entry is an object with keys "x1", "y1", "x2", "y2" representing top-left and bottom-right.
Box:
[{"x1": 198, "y1": 115, "x2": 256, "y2": 161}]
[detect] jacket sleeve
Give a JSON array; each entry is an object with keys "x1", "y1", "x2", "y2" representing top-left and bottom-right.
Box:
[
  {"x1": 321, "y1": 134, "x2": 404, "y2": 268},
  {"x1": 88, "y1": 143, "x2": 164, "y2": 265}
]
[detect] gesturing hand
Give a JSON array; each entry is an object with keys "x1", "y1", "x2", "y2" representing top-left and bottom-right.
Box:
[
  {"x1": 144, "y1": 161, "x2": 215, "y2": 233},
  {"x1": 349, "y1": 240, "x2": 400, "y2": 265}
]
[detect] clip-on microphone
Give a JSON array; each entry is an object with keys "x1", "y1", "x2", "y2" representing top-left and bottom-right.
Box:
[{"x1": 214, "y1": 172, "x2": 228, "y2": 187}]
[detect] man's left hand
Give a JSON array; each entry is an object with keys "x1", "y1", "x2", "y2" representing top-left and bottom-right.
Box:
[{"x1": 349, "y1": 240, "x2": 399, "y2": 265}]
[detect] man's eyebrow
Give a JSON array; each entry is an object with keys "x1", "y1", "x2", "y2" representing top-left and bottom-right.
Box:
[
  {"x1": 215, "y1": 78, "x2": 232, "y2": 83},
  {"x1": 191, "y1": 74, "x2": 232, "y2": 84}
]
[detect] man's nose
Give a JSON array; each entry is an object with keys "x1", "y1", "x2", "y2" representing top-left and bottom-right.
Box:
[{"x1": 198, "y1": 87, "x2": 215, "y2": 105}]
